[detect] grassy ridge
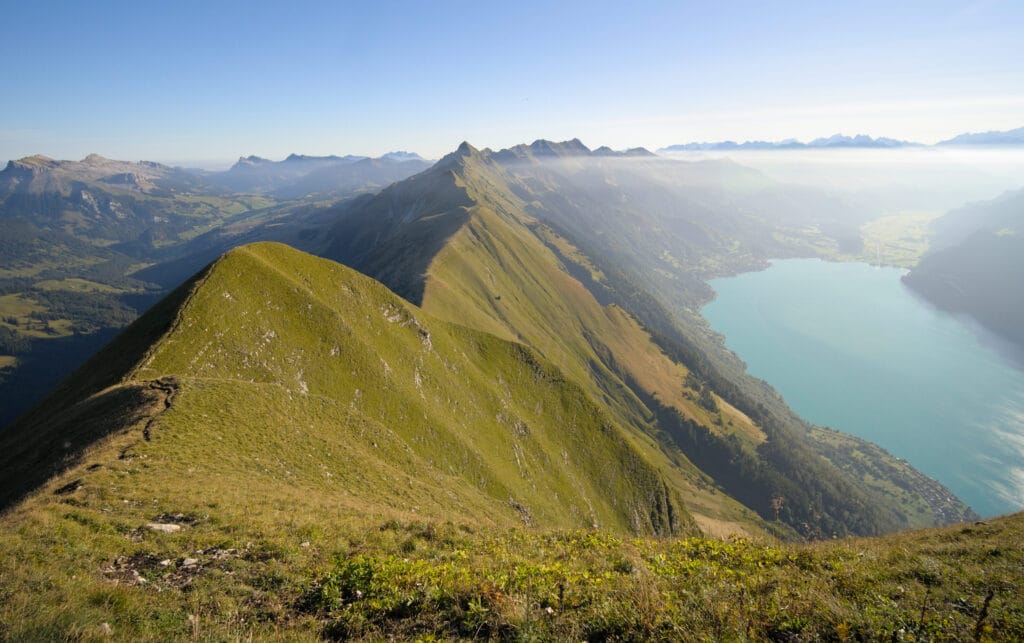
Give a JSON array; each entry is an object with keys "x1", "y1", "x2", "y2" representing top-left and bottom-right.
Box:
[
  {"x1": 0, "y1": 241, "x2": 745, "y2": 637},
  {"x1": 3, "y1": 242, "x2": 693, "y2": 535},
  {"x1": 331, "y1": 146, "x2": 777, "y2": 537},
  {"x1": 0, "y1": 242, "x2": 1017, "y2": 639},
  {"x1": 329, "y1": 144, "x2": 972, "y2": 537},
  {"x1": 423, "y1": 203, "x2": 772, "y2": 536}
]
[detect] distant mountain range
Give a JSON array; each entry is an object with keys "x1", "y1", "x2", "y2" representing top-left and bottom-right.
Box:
[
  {"x1": 1, "y1": 137, "x2": 972, "y2": 536},
  {"x1": 0, "y1": 137, "x2": 997, "y2": 639},
  {"x1": 660, "y1": 127, "x2": 1024, "y2": 152},
  {"x1": 660, "y1": 134, "x2": 919, "y2": 152},
  {"x1": 208, "y1": 151, "x2": 431, "y2": 195},
  {"x1": 936, "y1": 126, "x2": 1024, "y2": 146},
  {"x1": 0, "y1": 149, "x2": 432, "y2": 425}
]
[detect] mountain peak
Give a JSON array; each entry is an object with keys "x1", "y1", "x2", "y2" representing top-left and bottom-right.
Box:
[
  {"x1": 6, "y1": 154, "x2": 56, "y2": 170},
  {"x1": 527, "y1": 138, "x2": 592, "y2": 157},
  {"x1": 435, "y1": 141, "x2": 482, "y2": 169},
  {"x1": 283, "y1": 153, "x2": 348, "y2": 163},
  {"x1": 563, "y1": 138, "x2": 590, "y2": 153},
  {"x1": 237, "y1": 154, "x2": 270, "y2": 164},
  {"x1": 382, "y1": 150, "x2": 426, "y2": 162},
  {"x1": 593, "y1": 146, "x2": 656, "y2": 158},
  {"x1": 18, "y1": 153, "x2": 55, "y2": 164},
  {"x1": 230, "y1": 155, "x2": 273, "y2": 171},
  {"x1": 81, "y1": 153, "x2": 112, "y2": 164}
]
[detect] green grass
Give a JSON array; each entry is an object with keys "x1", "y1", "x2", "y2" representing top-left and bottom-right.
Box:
[
  {"x1": 139, "y1": 244, "x2": 690, "y2": 534},
  {"x1": 1, "y1": 495, "x2": 1020, "y2": 640},
  {"x1": 0, "y1": 293, "x2": 45, "y2": 319},
  {"x1": 0, "y1": 293, "x2": 73, "y2": 339},
  {"x1": 4, "y1": 242, "x2": 693, "y2": 536},
  {"x1": 301, "y1": 516, "x2": 1024, "y2": 641},
  {"x1": 0, "y1": 242, "x2": 1017, "y2": 639},
  {"x1": 854, "y1": 211, "x2": 941, "y2": 267},
  {"x1": 34, "y1": 278, "x2": 124, "y2": 293},
  {"x1": 0, "y1": 241, "x2": 712, "y2": 637},
  {"x1": 414, "y1": 163, "x2": 775, "y2": 535}
]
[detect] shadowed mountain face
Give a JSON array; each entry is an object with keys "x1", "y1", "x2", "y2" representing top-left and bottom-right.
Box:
[
  {"x1": 0, "y1": 273, "x2": 203, "y2": 510},
  {"x1": 904, "y1": 187, "x2": 1024, "y2": 347},
  {"x1": 325, "y1": 140, "x2": 974, "y2": 538},
  {"x1": 324, "y1": 145, "x2": 477, "y2": 304}
]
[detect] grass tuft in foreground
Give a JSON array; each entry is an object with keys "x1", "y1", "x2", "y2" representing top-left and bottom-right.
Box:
[
  {"x1": 296, "y1": 517, "x2": 1023, "y2": 641},
  {"x1": 1, "y1": 491, "x2": 1021, "y2": 640}
]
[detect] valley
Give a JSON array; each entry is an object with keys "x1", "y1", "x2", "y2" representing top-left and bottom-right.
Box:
[
  {"x1": 0, "y1": 139, "x2": 1020, "y2": 640},
  {"x1": 0, "y1": 241, "x2": 1016, "y2": 640},
  {"x1": 5, "y1": 3, "x2": 1024, "y2": 637},
  {"x1": 0, "y1": 152, "x2": 430, "y2": 425}
]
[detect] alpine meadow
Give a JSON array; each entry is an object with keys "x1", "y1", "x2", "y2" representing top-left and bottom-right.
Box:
[{"x1": 2, "y1": 2, "x2": 1024, "y2": 641}]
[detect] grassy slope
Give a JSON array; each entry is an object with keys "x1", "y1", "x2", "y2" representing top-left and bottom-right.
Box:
[
  {"x1": 410, "y1": 153, "x2": 773, "y2": 537},
  {"x1": 391, "y1": 149, "x2": 969, "y2": 537},
  {"x1": 2, "y1": 481, "x2": 1020, "y2": 639},
  {"x1": 133, "y1": 243, "x2": 689, "y2": 534},
  {"x1": 466, "y1": 150, "x2": 973, "y2": 532},
  {"x1": 0, "y1": 247, "x2": 1019, "y2": 639},
  {"x1": 0, "y1": 238, "x2": 699, "y2": 531},
  {"x1": 0, "y1": 240, "x2": 715, "y2": 637}
]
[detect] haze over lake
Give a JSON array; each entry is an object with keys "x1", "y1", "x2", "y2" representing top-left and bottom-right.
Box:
[{"x1": 703, "y1": 258, "x2": 1024, "y2": 517}]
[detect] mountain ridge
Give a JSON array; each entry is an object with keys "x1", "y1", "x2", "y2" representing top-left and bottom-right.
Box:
[
  {"x1": 937, "y1": 126, "x2": 1024, "y2": 146},
  {"x1": 660, "y1": 133, "x2": 920, "y2": 152},
  {"x1": 0, "y1": 241, "x2": 694, "y2": 536},
  {"x1": 1, "y1": 138, "x2": 978, "y2": 537},
  {"x1": 661, "y1": 126, "x2": 1024, "y2": 152},
  {"x1": 325, "y1": 139, "x2": 973, "y2": 537},
  {"x1": 0, "y1": 141, "x2": 1013, "y2": 640}
]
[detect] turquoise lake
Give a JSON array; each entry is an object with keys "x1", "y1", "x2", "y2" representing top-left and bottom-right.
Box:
[{"x1": 702, "y1": 258, "x2": 1024, "y2": 518}]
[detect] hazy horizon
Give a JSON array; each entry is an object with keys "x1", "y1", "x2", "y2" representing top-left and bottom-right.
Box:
[
  {"x1": 3, "y1": 1, "x2": 1022, "y2": 163},
  {"x1": 6, "y1": 136, "x2": 1024, "y2": 174}
]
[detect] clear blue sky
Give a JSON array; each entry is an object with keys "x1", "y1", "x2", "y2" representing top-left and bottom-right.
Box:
[{"x1": 2, "y1": 0, "x2": 1022, "y2": 166}]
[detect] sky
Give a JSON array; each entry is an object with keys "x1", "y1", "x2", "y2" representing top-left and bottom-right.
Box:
[{"x1": 1, "y1": 0, "x2": 1022, "y2": 167}]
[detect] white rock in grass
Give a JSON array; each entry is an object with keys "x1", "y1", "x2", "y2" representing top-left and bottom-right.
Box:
[{"x1": 145, "y1": 522, "x2": 181, "y2": 533}]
